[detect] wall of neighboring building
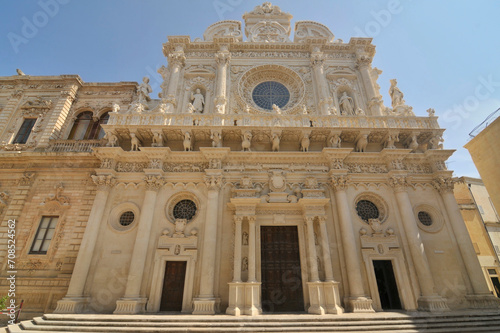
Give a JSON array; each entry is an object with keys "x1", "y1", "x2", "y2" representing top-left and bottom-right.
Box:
[
  {"x1": 454, "y1": 177, "x2": 500, "y2": 296},
  {"x1": 465, "y1": 116, "x2": 500, "y2": 217}
]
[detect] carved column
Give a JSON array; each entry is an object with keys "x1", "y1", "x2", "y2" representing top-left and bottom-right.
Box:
[
  {"x1": 55, "y1": 174, "x2": 115, "y2": 313},
  {"x1": 331, "y1": 174, "x2": 374, "y2": 312},
  {"x1": 305, "y1": 216, "x2": 320, "y2": 282},
  {"x1": 243, "y1": 215, "x2": 261, "y2": 315},
  {"x1": 163, "y1": 47, "x2": 186, "y2": 109},
  {"x1": 434, "y1": 177, "x2": 499, "y2": 308},
  {"x1": 311, "y1": 48, "x2": 333, "y2": 115},
  {"x1": 38, "y1": 86, "x2": 78, "y2": 147},
  {"x1": 356, "y1": 55, "x2": 383, "y2": 116},
  {"x1": 214, "y1": 46, "x2": 231, "y2": 114},
  {"x1": 193, "y1": 173, "x2": 223, "y2": 314},
  {"x1": 226, "y1": 215, "x2": 243, "y2": 315},
  {"x1": 114, "y1": 175, "x2": 163, "y2": 314},
  {"x1": 318, "y1": 216, "x2": 334, "y2": 282},
  {"x1": 389, "y1": 176, "x2": 448, "y2": 311}
]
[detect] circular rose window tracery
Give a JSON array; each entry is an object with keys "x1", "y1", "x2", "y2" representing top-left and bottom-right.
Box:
[{"x1": 238, "y1": 65, "x2": 305, "y2": 114}]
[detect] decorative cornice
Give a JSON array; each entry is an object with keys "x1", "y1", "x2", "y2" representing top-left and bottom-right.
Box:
[{"x1": 388, "y1": 175, "x2": 413, "y2": 192}]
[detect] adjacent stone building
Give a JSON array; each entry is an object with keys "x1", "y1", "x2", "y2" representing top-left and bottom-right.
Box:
[{"x1": 0, "y1": 3, "x2": 498, "y2": 319}]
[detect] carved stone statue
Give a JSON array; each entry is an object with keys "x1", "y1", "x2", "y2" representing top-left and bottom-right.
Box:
[
  {"x1": 272, "y1": 104, "x2": 281, "y2": 114},
  {"x1": 427, "y1": 108, "x2": 436, "y2": 117},
  {"x1": 242, "y1": 131, "x2": 252, "y2": 151},
  {"x1": 210, "y1": 130, "x2": 222, "y2": 148},
  {"x1": 152, "y1": 131, "x2": 163, "y2": 147},
  {"x1": 137, "y1": 77, "x2": 152, "y2": 106},
  {"x1": 104, "y1": 131, "x2": 119, "y2": 147},
  {"x1": 272, "y1": 133, "x2": 280, "y2": 152},
  {"x1": 300, "y1": 134, "x2": 310, "y2": 152},
  {"x1": 355, "y1": 134, "x2": 368, "y2": 152},
  {"x1": 428, "y1": 134, "x2": 444, "y2": 150},
  {"x1": 190, "y1": 88, "x2": 205, "y2": 113},
  {"x1": 186, "y1": 103, "x2": 195, "y2": 113},
  {"x1": 130, "y1": 133, "x2": 140, "y2": 151},
  {"x1": 339, "y1": 92, "x2": 354, "y2": 115},
  {"x1": 385, "y1": 134, "x2": 399, "y2": 149},
  {"x1": 183, "y1": 131, "x2": 192, "y2": 151},
  {"x1": 389, "y1": 79, "x2": 405, "y2": 108},
  {"x1": 329, "y1": 134, "x2": 341, "y2": 148},
  {"x1": 408, "y1": 134, "x2": 419, "y2": 152}
]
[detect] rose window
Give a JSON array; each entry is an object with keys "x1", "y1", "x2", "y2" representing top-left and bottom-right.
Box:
[
  {"x1": 356, "y1": 200, "x2": 380, "y2": 221},
  {"x1": 418, "y1": 211, "x2": 433, "y2": 226},
  {"x1": 252, "y1": 81, "x2": 290, "y2": 110},
  {"x1": 173, "y1": 199, "x2": 197, "y2": 221}
]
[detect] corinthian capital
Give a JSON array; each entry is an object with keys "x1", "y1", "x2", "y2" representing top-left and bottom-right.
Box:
[
  {"x1": 215, "y1": 50, "x2": 231, "y2": 66},
  {"x1": 310, "y1": 52, "x2": 325, "y2": 69},
  {"x1": 144, "y1": 175, "x2": 164, "y2": 191},
  {"x1": 355, "y1": 54, "x2": 372, "y2": 69},
  {"x1": 204, "y1": 174, "x2": 223, "y2": 191},
  {"x1": 91, "y1": 174, "x2": 116, "y2": 190},
  {"x1": 388, "y1": 176, "x2": 412, "y2": 192},
  {"x1": 168, "y1": 51, "x2": 186, "y2": 67},
  {"x1": 330, "y1": 175, "x2": 349, "y2": 191},
  {"x1": 432, "y1": 177, "x2": 455, "y2": 193}
]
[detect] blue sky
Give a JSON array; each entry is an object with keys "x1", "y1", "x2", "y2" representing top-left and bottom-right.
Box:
[{"x1": 1, "y1": 0, "x2": 499, "y2": 178}]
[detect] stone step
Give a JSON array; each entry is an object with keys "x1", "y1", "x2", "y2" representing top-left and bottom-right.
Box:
[{"x1": 7, "y1": 311, "x2": 500, "y2": 333}]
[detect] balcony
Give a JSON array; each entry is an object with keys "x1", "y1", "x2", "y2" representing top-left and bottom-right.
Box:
[{"x1": 46, "y1": 139, "x2": 104, "y2": 153}]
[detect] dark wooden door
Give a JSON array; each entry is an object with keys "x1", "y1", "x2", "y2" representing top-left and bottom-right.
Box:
[
  {"x1": 261, "y1": 226, "x2": 304, "y2": 313},
  {"x1": 160, "y1": 261, "x2": 187, "y2": 311},
  {"x1": 373, "y1": 260, "x2": 402, "y2": 310}
]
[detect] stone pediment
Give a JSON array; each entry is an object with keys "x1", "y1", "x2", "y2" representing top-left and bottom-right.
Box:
[{"x1": 243, "y1": 3, "x2": 292, "y2": 43}]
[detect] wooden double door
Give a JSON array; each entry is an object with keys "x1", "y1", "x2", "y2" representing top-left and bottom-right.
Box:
[{"x1": 260, "y1": 226, "x2": 304, "y2": 313}]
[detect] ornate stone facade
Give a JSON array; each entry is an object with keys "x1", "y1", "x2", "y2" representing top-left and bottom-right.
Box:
[{"x1": 0, "y1": 2, "x2": 498, "y2": 320}]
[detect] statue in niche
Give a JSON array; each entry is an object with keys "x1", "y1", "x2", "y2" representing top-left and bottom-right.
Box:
[
  {"x1": 272, "y1": 133, "x2": 280, "y2": 152},
  {"x1": 242, "y1": 257, "x2": 248, "y2": 271},
  {"x1": 130, "y1": 133, "x2": 140, "y2": 151},
  {"x1": 137, "y1": 77, "x2": 152, "y2": 106},
  {"x1": 385, "y1": 134, "x2": 399, "y2": 149},
  {"x1": 329, "y1": 134, "x2": 341, "y2": 148},
  {"x1": 183, "y1": 131, "x2": 192, "y2": 151},
  {"x1": 389, "y1": 79, "x2": 405, "y2": 108},
  {"x1": 339, "y1": 92, "x2": 354, "y2": 115},
  {"x1": 190, "y1": 88, "x2": 205, "y2": 113},
  {"x1": 242, "y1": 232, "x2": 249, "y2": 245}
]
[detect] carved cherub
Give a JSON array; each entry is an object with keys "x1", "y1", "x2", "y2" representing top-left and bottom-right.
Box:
[{"x1": 210, "y1": 130, "x2": 222, "y2": 148}]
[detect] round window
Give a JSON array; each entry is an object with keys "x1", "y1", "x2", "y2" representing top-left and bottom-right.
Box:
[
  {"x1": 252, "y1": 81, "x2": 290, "y2": 110},
  {"x1": 173, "y1": 200, "x2": 197, "y2": 220},
  {"x1": 119, "y1": 211, "x2": 135, "y2": 226},
  {"x1": 356, "y1": 200, "x2": 380, "y2": 221},
  {"x1": 418, "y1": 211, "x2": 433, "y2": 226}
]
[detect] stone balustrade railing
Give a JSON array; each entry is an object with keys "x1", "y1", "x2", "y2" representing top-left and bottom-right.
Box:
[
  {"x1": 106, "y1": 112, "x2": 440, "y2": 130},
  {"x1": 46, "y1": 139, "x2": 104, "y2": 153}
]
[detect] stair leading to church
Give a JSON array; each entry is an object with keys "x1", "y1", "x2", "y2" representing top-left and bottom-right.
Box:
[{"x1": 6, "y1": 310, "x2": 500, "y2": 333}]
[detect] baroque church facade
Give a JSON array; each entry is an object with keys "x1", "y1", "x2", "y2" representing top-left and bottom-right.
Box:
[{"x1": 0, "y1": 3, "x2": 498, "y2": 317}]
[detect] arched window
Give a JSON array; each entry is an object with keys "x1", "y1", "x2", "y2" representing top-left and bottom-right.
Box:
[{"x1": 68, "y1": 111, "x2": 109, "y2": 140}]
